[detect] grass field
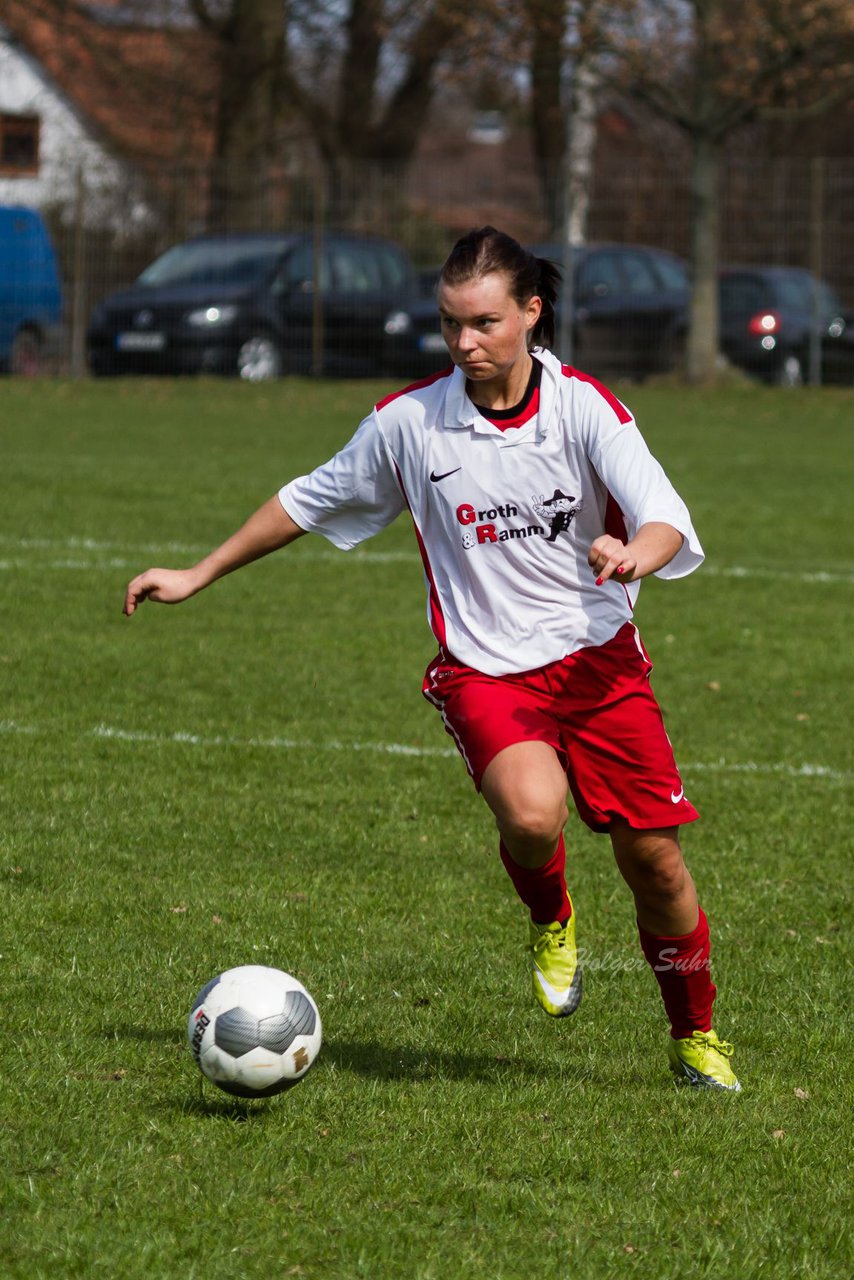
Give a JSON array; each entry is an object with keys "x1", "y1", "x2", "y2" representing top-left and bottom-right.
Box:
[{"x1": 1, "y1": 375, "x2": 852, "y2": 1279}]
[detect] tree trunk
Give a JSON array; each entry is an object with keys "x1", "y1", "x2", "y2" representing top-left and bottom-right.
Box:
[
  {"x1": 373, "y1": 4, "x2": 460, "y2": 163},
  {"x1": 312, "y1": 2, "x2": 460, "y2": 226},
  {"x1": 208, "y1": 0, "x2": 283, "y2": 231},
  {"x1": 336, "y1": 0, "x2": 384, "y2": 159},
  {"x1": 686, "y1": 130, "x2": 721, "y2": 381},
  {"x1": 565, "y1": 60, "x2": 598, "y2": 245},
  {"x1": 527, "y1": 0, "x2": 567, "y2": 236}
]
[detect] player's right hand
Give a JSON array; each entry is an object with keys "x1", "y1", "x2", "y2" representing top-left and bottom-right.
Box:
[{"x1": 123, "y1": 567, "x2": 200, "y2": 616}]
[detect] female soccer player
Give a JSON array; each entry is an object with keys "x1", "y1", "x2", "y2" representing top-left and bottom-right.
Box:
[{"x1": 124, "y1": 226, "x2": 740, "y2": 1091}]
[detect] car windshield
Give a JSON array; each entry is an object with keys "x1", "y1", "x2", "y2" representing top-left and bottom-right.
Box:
[
  {"x1": 788, "y1": 278, "x2": 844, "y2": 315},
  {"x1": 721, "y1": 271, "x2": 844, "y2": 316},
  {"x1": 775, "y1": 274, "x2": 814, "y2": 310},
  {"x1": 817, "y1": 282, "x2": 844, "y2": 314},
  {"x1": 137, "y1": 239, "x2": 290, "y2": 287},
  {"x1": 654, "y1": 255, "x2": 689, "y2": 291}
]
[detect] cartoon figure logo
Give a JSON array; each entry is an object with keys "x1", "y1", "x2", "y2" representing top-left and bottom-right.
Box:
[{"x1": 532, "y1": 489, "x2": 583, "y2": 543}]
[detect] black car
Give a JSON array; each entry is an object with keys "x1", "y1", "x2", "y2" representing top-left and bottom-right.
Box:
[
  {"x1": 383, "y1": 242, "x2": 690, "y2": 381},
  {"x1": 87, "y1": 232, "x2": 419, "y2": 379},
  {"x1": 718, "y1": 266, "x2": 854, "y2": 386}
]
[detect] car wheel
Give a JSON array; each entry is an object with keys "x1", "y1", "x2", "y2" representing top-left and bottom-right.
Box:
[
  {"x1": 10, "y1": 329, "x2": 43, "y2": 376},
  {"x1": 776, "y1": 353, "x2": 804, "y2": 388},
  {"x1": 236, "y1": 334, "x2": 282, "y2": 381}
]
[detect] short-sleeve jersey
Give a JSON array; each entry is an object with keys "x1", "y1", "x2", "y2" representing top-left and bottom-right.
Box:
[{"x1": 279, "y1": 349, "x2": 703, "y2": 677}]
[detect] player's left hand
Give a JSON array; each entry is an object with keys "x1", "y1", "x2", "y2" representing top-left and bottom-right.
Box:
[{"x1": 588, "y1": 535, "x2": 636, "y2": 585}]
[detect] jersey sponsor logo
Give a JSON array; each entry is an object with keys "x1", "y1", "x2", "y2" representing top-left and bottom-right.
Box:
[
  {"x1": 461, "y1": 523, "x2": 545, "y2": 549},
  {"x1": 456, "y1": 501, "x2": 519, "y2": 524},
  {"x1": 532, "y1": 490, "x2": 583, "y2": 543},
  {"x1": 430, "y1": 467, "x2": 462, "y2": 483},
  {"x1": 454, "y1": 487, "x2": 583, "y2": 552}
]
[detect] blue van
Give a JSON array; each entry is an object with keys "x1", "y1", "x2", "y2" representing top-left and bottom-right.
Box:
[{"x1": 0, "y1": 205, "x2": 63, "y2": 374}]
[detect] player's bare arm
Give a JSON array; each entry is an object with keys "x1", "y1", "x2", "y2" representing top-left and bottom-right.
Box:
[
  {"x1": 588, "y1": 521, "x2": 684, "y2": 585},
  {"x1": 123, "y1": 495, "x2": 305, "y2": 616}
]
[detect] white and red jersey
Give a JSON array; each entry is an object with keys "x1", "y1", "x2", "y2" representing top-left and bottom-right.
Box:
[{"x1": 279, "y1": 348, "x2": 703, "y2": 677}]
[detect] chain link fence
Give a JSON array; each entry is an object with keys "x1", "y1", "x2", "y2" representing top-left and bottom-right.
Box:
[{"x1": 9, "y1": 150, "x2": 854, "y2": 381}]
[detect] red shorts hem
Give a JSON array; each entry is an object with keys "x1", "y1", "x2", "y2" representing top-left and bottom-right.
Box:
[{"x1": 423, "y1": 623, "x2": 698, "y2": 833}]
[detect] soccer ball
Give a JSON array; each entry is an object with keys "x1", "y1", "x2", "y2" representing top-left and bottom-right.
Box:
[{"x1": 187, "y1": 965, "x2": 322, "y2": 1097}]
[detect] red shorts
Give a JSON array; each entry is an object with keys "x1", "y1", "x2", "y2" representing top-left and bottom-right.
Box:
[{"x1": 422, "y1": 622, "x2": 698, "y2": 833}]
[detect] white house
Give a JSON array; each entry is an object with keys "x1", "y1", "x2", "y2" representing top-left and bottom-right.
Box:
[{"x1": 0, "y1": 21, "x2": 151, "y2": 228}]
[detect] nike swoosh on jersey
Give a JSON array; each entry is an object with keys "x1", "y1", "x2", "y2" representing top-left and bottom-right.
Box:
[
  {"x1": 429, "y1": 467, "x2": 462, "y2": 482},
  {"x1": 670, "y1": 788, "x2": 685, "y2": 803}
]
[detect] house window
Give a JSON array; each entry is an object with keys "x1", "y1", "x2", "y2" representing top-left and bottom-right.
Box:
[{"x1": 0, "y1": 114, "x2": 40, "y2": 174}]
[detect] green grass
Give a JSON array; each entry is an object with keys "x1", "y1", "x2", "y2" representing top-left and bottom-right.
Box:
[{"x1": 1, "y1": 376, "x2": 852, "y2": 1279}]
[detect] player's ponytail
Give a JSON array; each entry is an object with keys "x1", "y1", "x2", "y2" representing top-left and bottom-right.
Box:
[
  {"x1": 532, "y1": 256, "x2": 560, "y2": 350},
  {"x1": 440, "y1": 226, "x2": 563, "y2": 352}
]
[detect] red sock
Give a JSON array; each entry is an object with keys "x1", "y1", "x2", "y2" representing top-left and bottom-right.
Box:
[
  {"x1": 638, "y1": 907, "x2": 717, "y2": 1039},
  {"x1": 499, "y1": 834, "x2": 571, "y2": 925}
]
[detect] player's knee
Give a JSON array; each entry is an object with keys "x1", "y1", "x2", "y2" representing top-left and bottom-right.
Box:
[
  {"x1": 500, "y1": 793, "x2": 568, "y2": 849},
  {"x1": 645, "y1": 853, "x2": 687, "y2": 904},
  {"x1": 482, "y1": 745, "x2": 568, "y2": 852},
  {"x1": 615, "y1": 830, "x2": 687, "y2": 901}
]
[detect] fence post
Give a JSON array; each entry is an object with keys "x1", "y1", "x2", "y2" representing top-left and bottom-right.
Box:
[
  {"x1": 558, "y1": 154, "x2": 575, "y2": 367},
  {"x1": 311, "y1": 164, "x2": 325, "y2": 378},
  {"x1": 70, "y1": 165, "x2": 87, "y2": 378},
  {"x1": 808, "y1": 156, "x2": 825, "y2": 388}
]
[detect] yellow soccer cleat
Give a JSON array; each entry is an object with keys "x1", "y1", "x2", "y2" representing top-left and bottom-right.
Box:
[
  {"x1": 668, "y1": 1029, "x2": 742, "y2": 1092},
  {"x1": 528, "y1": 911, "x2": 583, "y2": 1017}
]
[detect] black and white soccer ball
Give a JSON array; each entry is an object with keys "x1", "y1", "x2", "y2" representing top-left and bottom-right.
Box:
[{"x1": 187, "y1": 965, "x2": 322, "y2": 1097}]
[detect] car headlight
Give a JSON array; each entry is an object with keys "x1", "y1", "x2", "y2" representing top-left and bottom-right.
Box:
[
  {"x1": 186, "y1": 305, "x2": 238, "y2": 327},
  {"x1": 384, "y1": 310, "x2": 412, "y2": 336}
]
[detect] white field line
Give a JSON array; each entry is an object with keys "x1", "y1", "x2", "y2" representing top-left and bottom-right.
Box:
[
  {"x1": 0, "y1": 537, "x2": 416, "y2": 570},
  {"x1": 0, "y1": 719, "x2": 454, "y2": 759},
  {"x1": 0, "y1": 536, "x2": 210, "y2": 555},
  {"x1": 0, "y1": 558, "x2": 140, "y2": 571},
  {"x1": 0, "y1": 535, "x2": 852, "y2": 583},
  {"x1": 0, "y1": 719, "x2": 849, "y2": 782},
  {"x1": 703, "y1": 565, "x2": 854, "y2": 586}
]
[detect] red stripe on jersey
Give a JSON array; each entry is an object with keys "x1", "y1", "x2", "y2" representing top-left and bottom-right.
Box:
[
  {"x1": 562, "y1": 365, "x2": 633, "y2": 425},
  {"x1": 605, "y1": 490, "x2": 633, "y2": 610},
  {"x1": 565, "y1": 363, "x2": 633, "y2": 610},
  {"x1": 375, "y1": 365, "x2": 454, "y2": 412},
  {"x1": 605, "y1": 489, "x2": 628, "y2": 542},
  {"x1": 393, "y1": 462, "x2": 448, "y2": 649}
]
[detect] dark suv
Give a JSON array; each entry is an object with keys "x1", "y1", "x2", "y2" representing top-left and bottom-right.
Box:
[
  {"x1": 383, "y1": 242, "x2": 689, "y2": 381},
  {"x1": 719, "y1": 266, "x2": 854, "y2": 386},
  {"x1": 87, "y1": 232, "x2": 418, "y2": 379}
]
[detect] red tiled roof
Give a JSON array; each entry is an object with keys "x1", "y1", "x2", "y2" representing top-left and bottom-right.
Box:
[{"x1": 0, "y1": 0, "x2": 218, "y2": 171}]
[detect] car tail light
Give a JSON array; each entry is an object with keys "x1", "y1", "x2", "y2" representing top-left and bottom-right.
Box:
[{"x1": 748, "y1": 311, "x2": 781, "y2": 335}]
